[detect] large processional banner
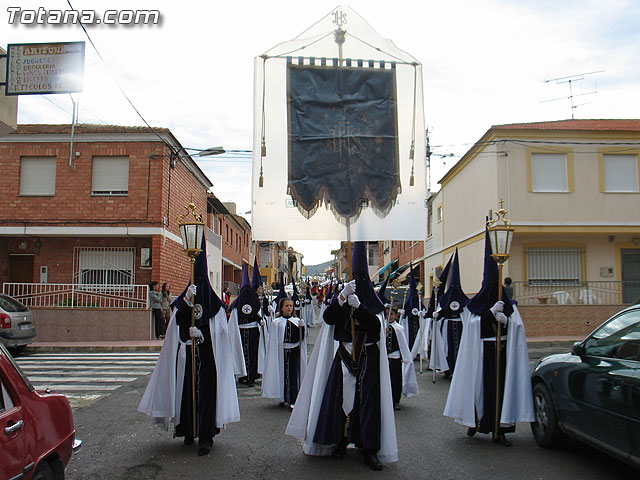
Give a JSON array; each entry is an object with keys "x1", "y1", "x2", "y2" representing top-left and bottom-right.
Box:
[
  {"x1": 287, "y1": 61, "x2": 400, "y2": 221},
  {"x1": 252, "y1": 6, "x2": 427, "y2": 241}
]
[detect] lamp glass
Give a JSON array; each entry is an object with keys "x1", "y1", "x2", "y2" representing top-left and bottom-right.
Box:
[
  {"x1": 488, "y1": 226, "x2": 513, "y2": 260},
  {"x1": 180, "y1": 222, "x2": 203, "y2": 251}
]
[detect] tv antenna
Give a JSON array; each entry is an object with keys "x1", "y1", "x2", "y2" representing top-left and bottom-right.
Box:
[{"x1": 541, "y1": 70, "x2": 605, "y2": 119}]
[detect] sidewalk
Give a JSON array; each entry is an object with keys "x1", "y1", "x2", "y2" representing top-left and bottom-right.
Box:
[{"x1": 24, "y1": 335, "x2": 582, "y2": 353}]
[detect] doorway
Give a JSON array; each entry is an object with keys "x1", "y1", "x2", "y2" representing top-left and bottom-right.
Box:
[{"x1": 621, "y1": 249, "x2": 640, "y2": 303}]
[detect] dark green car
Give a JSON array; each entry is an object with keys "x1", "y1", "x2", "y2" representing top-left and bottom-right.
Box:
[{"x1": 531, "y1": 305, "x2": 640, "y2": 468}]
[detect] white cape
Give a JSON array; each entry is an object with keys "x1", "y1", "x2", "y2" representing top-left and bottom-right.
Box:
[
  {"x1": 229, "y1": 309, "x2": 265, "y2": 376},
  {"x1": 302, "y1": 301, "x2": 317, "y2": 327},
  {"x1": 285, "y1": 313, "x2": 398, "y2": 464},
  {"x1": 389, "y1": 322, "x2": 419, "y2": 397},
  {"x1": 443, "y1": 306, "x2": 534, "y2": 427},
  {"x1": 138, "y1": 307, "x2": 243, "y2": 429},
  {"x1": 426, "y1": 314, "x2": 449, "y2": 373},
  {"x1": 262, "y1": 316, "x2": 308, "y2": 400}
]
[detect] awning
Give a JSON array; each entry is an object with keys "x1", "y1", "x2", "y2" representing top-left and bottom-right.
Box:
[
  {"x1": 389, "y1": 256, "x2": 426, "y2": 283},
  {"x1": 371, "y1": 259, "x2": 398, "y2": 280}
]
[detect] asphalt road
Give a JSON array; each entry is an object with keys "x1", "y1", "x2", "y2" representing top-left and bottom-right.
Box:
[{"x1": 64, "y1": 336, "x2": 636, "y2": 480}]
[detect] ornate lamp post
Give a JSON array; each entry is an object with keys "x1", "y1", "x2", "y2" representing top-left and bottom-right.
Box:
[
  {"x1": 430, "y1": 275, "x2": 441, "y2": 382},
  {"x1": 486, "y1": 199, "x2": 514, "y2": 441},
  {"x1": 177, "y1": 196, "x2": 205, "y2": 438}
]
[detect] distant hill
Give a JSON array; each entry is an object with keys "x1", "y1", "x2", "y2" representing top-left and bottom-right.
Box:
[{"x1": 306, "y1": 260, "x2": 333, "y2": 276}]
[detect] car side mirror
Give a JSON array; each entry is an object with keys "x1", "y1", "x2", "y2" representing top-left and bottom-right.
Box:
[{"x1": 571, "y1": 342, "x2": 585, "y2": 356}]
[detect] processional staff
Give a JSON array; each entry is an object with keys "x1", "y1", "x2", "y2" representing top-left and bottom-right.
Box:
[{"x1": 486, "y1": 200, "x2": 514, "y2": 442}]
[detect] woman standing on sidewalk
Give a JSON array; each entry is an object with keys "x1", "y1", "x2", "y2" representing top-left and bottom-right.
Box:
[
  {"x1": 148, "y1": 281, "x2": 164, "y2": 340},
  {"x1": 161, "y1": 283, "x2": 172, "y2": 336}
]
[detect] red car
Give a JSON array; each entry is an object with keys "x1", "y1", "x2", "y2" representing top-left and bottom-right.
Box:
[{"x1": 0, "y1": 342, "x2": 81, "y2": 479}]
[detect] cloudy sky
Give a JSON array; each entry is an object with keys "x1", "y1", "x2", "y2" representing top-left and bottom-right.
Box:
[{"x1": 2, "y1": 0, "x2": 639, "y2": 264}]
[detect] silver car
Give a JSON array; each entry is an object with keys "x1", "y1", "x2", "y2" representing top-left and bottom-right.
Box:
[{"x1": 0, "y1": 294, "x2": 36, "y2": 353}]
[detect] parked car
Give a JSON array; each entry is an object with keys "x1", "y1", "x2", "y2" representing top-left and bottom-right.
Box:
[
  {"x1": 0, "y1": 293, "x2": 36, "y2": 353},
  {"x1": 530, "y1": 305, "x2": 640, "y2": 468},
  {"x1": 0, "y1": 341, "x2": 81, "y2": 479}
]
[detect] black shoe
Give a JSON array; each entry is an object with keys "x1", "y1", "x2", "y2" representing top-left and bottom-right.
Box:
[
  {"x1": 393, "y1": 404, "x2": 402, "y2": 411},
  {"x1": 278, "y1": 402, "x2": 285, "y2": 408},
  {"x1": 493, "y1": 434, "x2": 512, "y2": 447},
  {"x1": 363, "y1": 450, "x2": 383, "y2": 470},
  {"x1": 467, "y1": 427, "x2": 476, "y2": 437},
  {"x1": 246, "y1": 381, "x2": 255, "y2": 387},
  {"x1": 184, "y1": 436, "x2": 194, "y2": 445},
  {"x1": 198, "y1": 446, "x2": 211, "y2": 456}
]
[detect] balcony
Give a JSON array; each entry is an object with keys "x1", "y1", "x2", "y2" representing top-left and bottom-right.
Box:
[{"x1": 511, "y1": 281, "x2": 640, "y2": 306}]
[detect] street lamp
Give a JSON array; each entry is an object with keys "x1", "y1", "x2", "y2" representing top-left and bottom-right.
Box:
[
  {"x1": 177, "y1": 196, "x2": 205, "y2": 438},
  {"x1": 486, "y1": 199, "x2": 514, "y2": 441}
]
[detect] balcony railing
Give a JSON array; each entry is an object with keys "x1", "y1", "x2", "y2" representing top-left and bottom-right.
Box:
[
  {"x1": 512, "y1": 280, "x2": 640, "y2": 306},
  {"x1": 3, "y1": 283, "x2": 149, "y2": 309}
]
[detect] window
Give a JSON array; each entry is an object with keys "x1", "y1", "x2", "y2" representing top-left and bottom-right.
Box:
[
  {"x1": 20, "y1": 157, "x2": 56, "y2": 195},
  {"x1": 530, "y1": 153, "x2": 570, "y2": 192},
  {"x1": 92, "y1": 156, "x2": 129, "y2": 195},
  {"x1": 225, "y1": 225, "x2": 229, "y2": 243},
  {"x1": 526, "y1": 246, "x2": 584, "y2": 286},
  {"x1": 1, "y1": 380, "x2": 15, "y2": 411},
  {"x1": 436, "y1": 205, "x2": 443, "y2": 223},
  {"x1": 602, "y1": 154, "x2": 639, "y2": 192},
  {"x1": 583, "y1": 309, "x2": 640, "y2": 359},
  {"x1": 74, "y1": 247, "x2": 135, "y2": 286},
  {"x1": 368, "y1": 243, "x2": 378, "y2": 267}
]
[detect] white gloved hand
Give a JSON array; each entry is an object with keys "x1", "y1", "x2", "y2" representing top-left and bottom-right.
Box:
[
  {"x1": 341, "y1": 280, "x2": 356, "y2": 298},
  {"x1": 189, "y1": 326, "x2": 203, "y2": 339},
  {"x1": 417, "y1": 310, "x2": 426, "y2": 318},
  {"x1": 432, "y1": 311, "x2": 439, "y2": 320},
  {"x1": 186, "y1": 284, "x2": 197, "y2": 302},
  {"x1": 347, "y1": 294, "x2": 360, "y2": 309},
  {"x1": 398, "y1": 309, "x2": 405, "y2": 316},
  {"x1": 268, "y1": 305, "x2": 275, "y2": 314},
  {"x1": 495, "y1": 312, "x2": 508, "y2": 325},
  {"x1": 489, "y1": 300, "x2": 504, "y2": 317}
]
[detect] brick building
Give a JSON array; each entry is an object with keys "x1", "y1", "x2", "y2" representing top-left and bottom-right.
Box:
[
  {"x1": 0, "y1": 124, "x2": 221, "y2": 341},
  {"x1": 208, "y1": 200, "x2": 253, "y2": 294}
]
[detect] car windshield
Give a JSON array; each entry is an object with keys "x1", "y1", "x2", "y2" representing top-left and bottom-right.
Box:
[
  {"x1": 583, "y1": 308, "x2": 640, "y2": 358},
  {"x1": 0, "y1": 294, "x2": 29, "y2": 313}
]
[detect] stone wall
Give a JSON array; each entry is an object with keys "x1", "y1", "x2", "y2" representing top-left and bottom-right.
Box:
[
  {"x1": 518, "y1": 304, "x2": 625, "y2": 338},
  {"x1": 31, "y1": 308, "x2": 152, "y2": 342}
]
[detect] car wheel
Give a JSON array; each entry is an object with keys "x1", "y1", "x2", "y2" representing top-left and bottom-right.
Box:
[
  {"x1": 32, "y1": 462, "x2": 55, "y2": 480},
  {"x1": 9, "y1": 345, "x2": 26, "y2": 356},
  {"x1": 531, "y1": 382, "x2": 566, "y2": 448}
]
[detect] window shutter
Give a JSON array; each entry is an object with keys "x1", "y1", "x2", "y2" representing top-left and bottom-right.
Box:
[
  {"x1": 20, "y1": 157, "x2": 56, "y2": 195},
  {"x1": 604, "y1": 154, "x2": 639, "y2": 192},
  {"x1": 531, "y1": 153, "x2": 568, "y2": 192},
  {"x1": 92, "y1": 157, "x2": 129, "y2": 194}
]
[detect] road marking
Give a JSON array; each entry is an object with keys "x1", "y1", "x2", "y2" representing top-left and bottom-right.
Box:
[{"x1": 15, "y1": 352, "x2": 159, "y2": 408}]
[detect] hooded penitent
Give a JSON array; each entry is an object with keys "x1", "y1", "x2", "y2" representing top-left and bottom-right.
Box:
[
  {"x1": 251, "y1": 257, "x2": 261, "y2": 292},
  {"x1": 273, "y1": 272, "x2": 288, "y2": 312},
  {"x1": 402, "y1": 263, "x2": 426, "y2": 350},
  {"x1": 171, "y1": 236, "x2": 224, "y2": 320},
  {"x1": 438, "y1": 249, "x2": 468, "y2": 319},
  {"x1": 376, "y1": 274, "x2": 390, "y2": 306},
  {"x1": 291, "y1": 281, "x2": 302, "y2": 313},
  {"x1": 230, "y1": 264, "x2": 261, "y2": 322},
  {"x1": 352, "y1": 241, "x2": 385, "y2": 314},
  {"x1": 466, "y1": 228, "x2": 514, "y2": 317},
  {"x1": 425, "y1": 255, "x2": 451, "y2": 318}
]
